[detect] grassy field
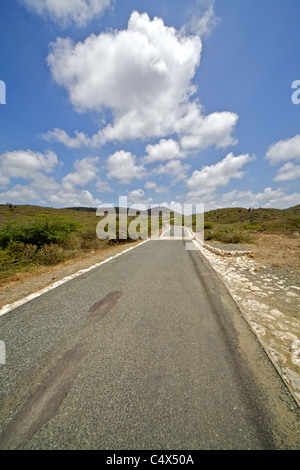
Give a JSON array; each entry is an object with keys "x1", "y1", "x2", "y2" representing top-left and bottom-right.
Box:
[
  {"x1": 0, "y1": 203, "x2": 299, "y2": 281},
  {"x1": 0, "y1": 204, "x2": 157, "y2": 280},
  {"x1": 202, "y1": 205, "x2": 300, "y2": 244}
]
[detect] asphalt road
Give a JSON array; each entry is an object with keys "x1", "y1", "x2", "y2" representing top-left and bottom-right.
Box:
[
  {"x1": 0, "y1": 238, "x2": 299, "y2": 450},
  {"x1": 160, "y1": 225, "x2": 192, "y2": 239}
]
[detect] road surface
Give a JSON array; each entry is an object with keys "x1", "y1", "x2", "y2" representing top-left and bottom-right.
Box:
[
  {"x1": 0, "y1": 237, "x2": 299, "y2": 449},
  {"x1": 160, "y1": 225, "x2": 192, "y2": 239}
]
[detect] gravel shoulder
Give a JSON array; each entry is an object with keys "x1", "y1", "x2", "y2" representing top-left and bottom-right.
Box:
[{"x1": 199, "y1": 234, "x2": 300, "y2": 407}]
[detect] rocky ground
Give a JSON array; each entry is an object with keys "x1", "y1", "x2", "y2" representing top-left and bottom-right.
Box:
[{"x1": 199, "y1": 234, "x2": 300, "y2": 408}]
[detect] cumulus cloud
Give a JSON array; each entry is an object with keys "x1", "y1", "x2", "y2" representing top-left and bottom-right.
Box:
[
  {"x1": 127, "y1": 188, "x2": 153, "y2": 210},
  {"x1": 220, "y1": 187, "x2": 300, "y2": 210},
  {"x1": 0, "y1": 151, "x2": 102, "y2": 207},
  {"x1": 96, "y1": 180, "x2": 112, "y2": 193},
  {"x1": 42, "y1": 129, "x2": 90, "y2": 148},
  {"x1": 0, "y1": 185, "x2": 41, "y2": 204},
  {"x1": 46, "y1": 11, "x2": 201, "y2": 135},
  {"x1": 266, "y1": 134, "x2": 300, "y2": 165},
  {"x1": 186, "y1": 152, "x2": 254, "y2": 201},
  {"x1": 143, "y1": 139, "x2": 184, "y2": 164},
  {"x1": 144, "y1": 181, "x2": 168, "y2": 193},
  {"x1": 45, "y1": 11, "x2": 238, "y2": 150},
  {"x1": 22, "y1": 0, "x2": 111, "y2": 27},
  {"x1": 0, "y1": 150, "x2": 58, "y2": 187},
  {"x1": 48, "y1": 189, "x2": 101, "y2": 207},
  {"x1": 0, "y1": 181, "x2": 102, "y2": 206},
  {"x1": 62, "y1": 156, "x2": 99, "y2": 189},
  {"x1": 274, "y1": 162, "x2": 300, "y2": 182},
  {"x1": 154, "y1": 160, "x2": 191, "y2": 181},
  {"x1": 178, "y1": 105, "x2": 238, "y2": 150},
  {"x1": 107, "y1": 151, "x2": 146, "y2": 184}
]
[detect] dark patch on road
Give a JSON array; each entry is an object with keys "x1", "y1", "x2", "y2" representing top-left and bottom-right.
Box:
[
  {"x1": 86, "y1": 291, "x2": 123, "y2": 325},
  {"x1": 0, "y1": 291, "x2": 123, "y2": 450},
  {"x1": 0, "y1": 343, "x2": 89, "y2": 450}
]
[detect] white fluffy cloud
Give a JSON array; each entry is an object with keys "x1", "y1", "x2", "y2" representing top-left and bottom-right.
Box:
[
  {"x1": 0, "y1": 151, "x2": 102, "y2": 207},
  {"x1": 155, "y1": 160, "x2": 191, "y2": 181},
  {"x1": 0, "y1": 185, "x2": 41, "y2": 204},
  {"x1": 62, "y1": 157, "x2": 99, "y2": 189},
  {"x1": 48, "y1": 189, "x2": 101, "y2": 207},
  {"x1": 45, "y1": 11, "x2": 238, "y2": 150},
  {"x1": 107, "y1": 151, "x2": 146, "y2": 184},
  {"x1": 266, "y1": 134, "x2": 300, "y2": 165},
  {"x1": 144, "y1": 181, "x2": 168, "y2": 193},
  {"x1": 186, "y1": 152, "x2": 253, "y2": 200},
  {"x1": 22, "y1": 0, "x2": 111, "y2": 27},
  {"x1": 266, "y1": 134, "x2": 300, "y2": 182},
  {"x1": 96, "y1": 179, "x2": 112, "y2": 193},
  {"x1": 143, "y1": 139, "x2": 184, "y2": 164},
  {"x1": 177, "y1": 105, "x2": 238, "y2": 150},
  {"x1": 220, "y1": 188, "x2": 300, "y2": 210},
  {"x1": 42, "y1": 129, "x2": 90, "y2": 148},
  {"x1": 0, "y1": 150, "x2": 58, "y2": 187},
  {"x1": 274, "y1": 162, "x2": 300, "y2": 182},
  {"x1": 127, "y1": 188, "x2": 153, "y2": 209},
  {"x1": 46, "y1": 11, "x2": 201, "y2": 139}
]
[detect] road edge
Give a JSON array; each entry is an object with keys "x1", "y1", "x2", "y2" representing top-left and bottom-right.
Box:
[{"x1": 0, "y1": 239, "x2": 150, "y2": 318}]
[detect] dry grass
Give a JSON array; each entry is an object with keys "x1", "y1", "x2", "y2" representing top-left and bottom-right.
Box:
[
  {"x1": 0, "y1": 204, "x2": 140, "y2": 280},
  {"x1": 249, "y1": 233, "x2": 300, "y2": 274}
]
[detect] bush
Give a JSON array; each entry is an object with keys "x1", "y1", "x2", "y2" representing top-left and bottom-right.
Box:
[
  {"x1": 0, "y1": 214, "x2": 79, "y2": 248},
  {"x1": 246, "y1": 224, "x2": 263, "y2": 231},
  {"x1": 212, "y1": 230, "x2": 252, "y2": 244},
  {"x1": 37, "y1": 243, "x2": 66, "y2": 265},
  {"x1": 6, "y1": 241, "x2": 37, "y2": 260},
  {"x1": 204, "y1": 230, "x2": 213, "y2": 240}
]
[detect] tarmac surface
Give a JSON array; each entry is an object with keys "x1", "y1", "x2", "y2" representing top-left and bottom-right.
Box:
[{"x1": 0, "y1": 237, "x2": 299, "y2": 449}]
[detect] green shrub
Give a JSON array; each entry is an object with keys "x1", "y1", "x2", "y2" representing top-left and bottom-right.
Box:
[
  {"x1": 0, "y1": 214, "x2": 79, "y2": 248},
  {"x1": 37, "y1": 243, "x2": 66, "y2": 265},
  {"x1": 246, "y1": 224, "x2": 263, "y2": 231},
  {"x1": 6, "y1": 241, "x2": 37, "y2": 260},
  {"x1": 212, "y1": 230, "x2": 252, "y2": 244},
  {"x1": 204, "y1": 230, "x2": 213, "y2": 240}
]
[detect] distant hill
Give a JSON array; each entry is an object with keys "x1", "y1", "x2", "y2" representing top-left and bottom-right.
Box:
[
  {"x1": 64, "y1": 203, "x2": 300, "y2": 219},
  {"x1": 65, "y1": 205, "x2": 180, "y2": 217},
  {"x1": 65, "y1": 206, "x2": 97, "y2": 213},
  {"x1": 202, "y1": 205, "x2": 300, "y2": 235},
  {"x1": 1, "y1": 204, "x2": 299, "y2": 233}
]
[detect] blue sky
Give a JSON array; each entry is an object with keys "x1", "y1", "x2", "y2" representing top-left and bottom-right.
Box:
[{"x1": 0, "y1": 0, "x2": 300, "y2": 211}]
